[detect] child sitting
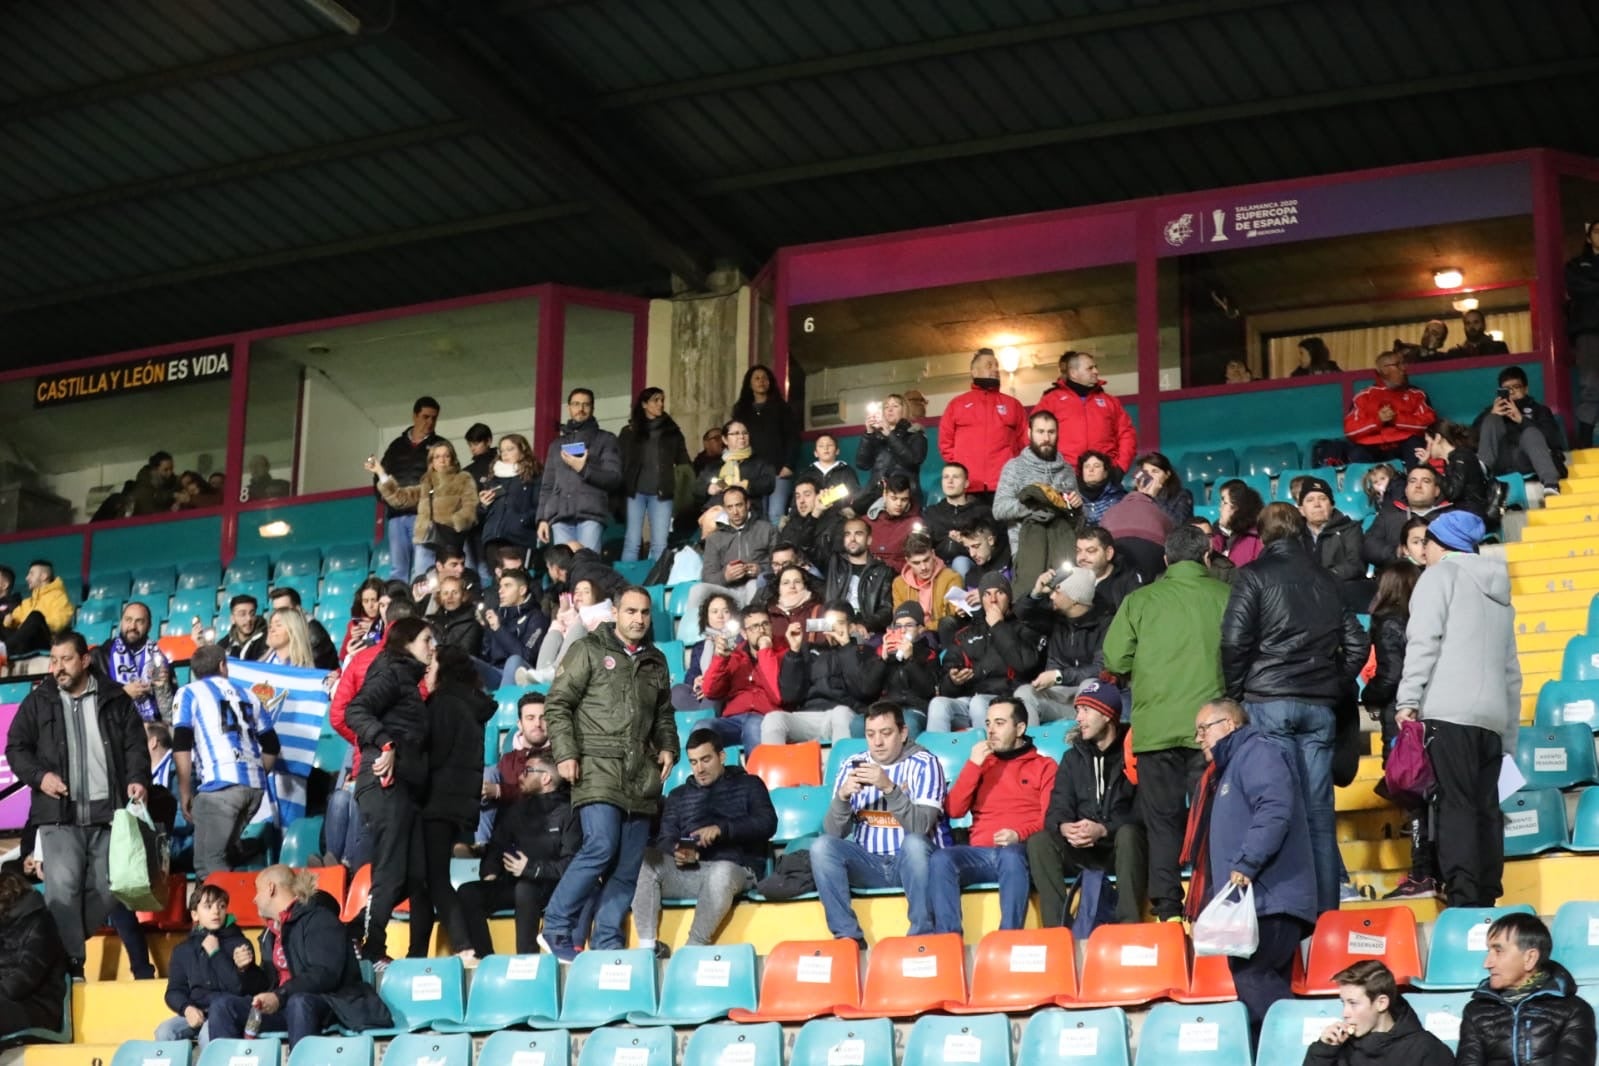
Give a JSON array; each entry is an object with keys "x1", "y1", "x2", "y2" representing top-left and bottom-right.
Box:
[{"x1": 154, "y1": 883, "x2": 266, "y2": 1045}]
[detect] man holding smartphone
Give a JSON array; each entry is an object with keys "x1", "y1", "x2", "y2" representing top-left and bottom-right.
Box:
[{"x1": 536, "y1": 388, "x2": 622, "y2": 553}]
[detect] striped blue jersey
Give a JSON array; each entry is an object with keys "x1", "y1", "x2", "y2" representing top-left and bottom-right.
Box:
[
  {"x1": 173, "y1": 677, "x2": 273, "y2": 792},
  {"x1": 833, "y1": 747, "x2": 952, "y2": 855}
]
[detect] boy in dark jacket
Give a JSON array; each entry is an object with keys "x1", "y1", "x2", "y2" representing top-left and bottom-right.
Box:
[
  {"x1": 1305, "y1": 960, "x2": 1454, "y2": 1066},
  {"x1": 155, "y1": 883, "x2": 267, "y2": 1044},
  {"x1": 872, "y1": 603, "x2": 938, "y2": 738}
]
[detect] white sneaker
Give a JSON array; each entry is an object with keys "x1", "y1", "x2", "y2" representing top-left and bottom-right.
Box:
[{"x1": 516, "y1": 666, "x2": 555, "y2": 686}]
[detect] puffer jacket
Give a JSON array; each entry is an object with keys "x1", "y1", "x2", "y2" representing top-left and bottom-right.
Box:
[
  {"x1": 7, "y1": 671, "x2": 149, "y2": 827},
  {"x1": 1456, "y1": 960, "x2": 1596, "y2": 1066},
  {"x1": 1302, "y1": 510, "x2": 1367, "y2": 582},
  {"x1": 922, "y1": 496, "x2": 991, "y2": 564},
  {"x1": 938, "y1": 383, "x2": 1029, "y2": 494},
  {"x1": 1220, "y1": 538, "x2": 1370, "y2": 704},
  {"x1": 619, "y1": 415, "x2": 691, "y2": 500},
  {"x1": 479, "y1": 464, "x2": 540, "y2": 550},
  {"x1": 378, "y1": 468, "x2": 479, "y2": 545},
  {"x1": 344, "y1": 651, "x2": 431, "y2": 795},
  {"x1": 433, "y1": 603, "x2": 483, "y2": 655},
  {"x1": 0, "y1": 891, "x2": 68, "y2": 1031},
  {"x1": 1304, "y1": 994, "x2": 1456, "y2": 1066},
  {"x1": 654, "y1": 765, "x2": 777, "y2": 875},
  {"x1": 545, "y1": 623, "x2": 678, "y2": 816},
  {"x1": 422, "y1": 683, "x2": 497, "y2": 826},
  {"x1": 1206, "y1": 725, "x2": 1316, "y2": 925},
  {"x1": 799, "y1": 461, "x2": 860, "y2": 505},
  {"x1": 5, "y1": 576, "x2": 75, "y2": 635},
  {"x1": 1019, "y1": 594, "x2": 1112, "y2": 686},
  {"x1": 779, "y1": 642, "x2": 886, "y2": 711},
  {"x1": 734, "y1": 397, "x2": 800, "y2": 474},
  {"x1": 164, "y1": 920, "x2": 267, "y2": 1015},
  {"x1": 1044, "y1": 723, "x2": 1135, "y2": 836},
  {"x1": 480, "y1": 786, "x2": 581, "y2": 883},
  {"x1": 823, "y1": 555, "x2": 895, "y2": 633},
  {"x1": 880, "y1": 637, "x2": 940, "y2": 710},
  {"x1": 1361, "y1": 612, "x2": 1407, "y2": 712},
  {"x1": 853, "y1": 420, "x2": 928, "y2": 504},
  {"x1": 940, "y1": 614, "x2": 1047, "y2": 698},
  {"x1": 537, "y1": 417, "x2": 623, "y2": 526}
]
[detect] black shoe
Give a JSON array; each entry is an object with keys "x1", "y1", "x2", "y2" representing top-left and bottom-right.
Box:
[{"x1": 652, "y1": 941, "x2": 671, "y2": 960}]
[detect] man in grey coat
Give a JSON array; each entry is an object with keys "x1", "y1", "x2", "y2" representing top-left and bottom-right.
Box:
[
  {"x1": 675, "y1": 485, "x2": 776, "y2": 642},
  {"x1": 1396, "y1": 511, "x2": 1520, "y2": 908},
  {"x1": 991, "y1": 410, "x2": 1083, "y2": 595},
  {"x1": 536, "y1": 387, "x2": 622, "y2": 553}
]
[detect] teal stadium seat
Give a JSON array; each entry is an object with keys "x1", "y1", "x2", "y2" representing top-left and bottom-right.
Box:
[
  {"x1": 789, "y1": 1017, "x2": 895, "y2": 1066},
  {"x1": 274, "y1": 548, "x2": 323, "y2": 577},
  {"x1": 1337, "y1": 489, "x2": 1374, "y2": 522},
  {"x1": 87, "y1": 572, "x2": 131, "y2": 602},
  {"x1": 197, "y1": 1039, "x2": 283, "y2": 1066},
  {"x1": 1178, "y1": 450, "x2": 1238, "y2": 487},
  {"x1": 613, "y1": 560, "x2": 652, "y2": 585},
  {"x1": 656, "y1": 639, "x2": 687, "y2": 684},
  {"x1": 575, "y1": 1027, "x2": 674, "y2": 1066},
  {"x1": 915, "y1": 731, "x2": 971, "y2": 788},
  {"x1": 177, "y1": 561, "x2": 221, "y2": 590},
  {"x1": 279, "y1": 816, "x2": 324, "y2": 867},
  {"x1": 320, "y1": 572, "x2": 363, "y2": 608},
  {"x1": 1562, "y1": 634, "x2": 1599, "y2": 681},
  {"x1": 770, "y1": 786, "x2": 830, "y2": 845},
  {"x1": 1551, "y1": 901, "x2": 1599, "y2": 983},
  {"x1": 1412, "y1": 905, "x2": 1536, "y2": 990},
  {"x1": 286, "y1": 1035, "x2": 375, "y2": 1066},
  {"x1": 436, "y1": 953, "x2": 558, "y2": 1032},
  {"x1": 274, "y1": 573, "x2": 319, "y2": 611},
  {"x1": 824, "y1": 739, "x2": 868, "y2": 783},
  {"x1": 364, "y1": 957, "x2": 465, "y2": 1032},
  {"x1": 75, "y1": 599, "x2": 120, "y2": 630},
  {"x1": 171, "y1": 590, "x2": 216, "y2": 625},
  {"x1": 1536, "y1": 680, "x2": 1599, "y2": 731},
  {"x1": 369, "y1": 542, "x2": 392, "y2": 575},
  {"x1": 902, "y1": 1012, "x2": 1012, "y2": 1066},
  {"x1": 312, "y1": 735, "x2": 349, "y2": 775},
  {"x1": 109, "y1": 1042, "x2": 192, "y2": 1066},
  {"x1": 1241, "y1": 442, "x2": 1302, "y2": 478},
  {"x1": 226, "y1": 582, "x2": 269, "y2": 613},
  {"x1": 1569, "y1": 787, "x2": 1599, "y2": 852},
  {"x1": 1501, "y1": 789, "x2": 1569, "y2": 857},
  {"x1": 1406, "y1": 992, "x2": 1472, "y2": 1052},
  {"x1": 1273, "y1": 468, "x2": 1325, "y2": 501},
  {"x1": 382, "y1": 1034, "x2": 471, "y2": 1066},
  {"x1": 1514, "y1": 725, "x2": 1599, "y2": 790},
  {"x1": 627, "y1": 943, "x2": 758, "y2": 1026},
  {"x1": 533, "y1": 947, "x2": 657, "y2": 1030},
  {"x1": 1134, "y1": 1002, "x2": 1252, "y2": 1066},
  {"x1": 322, "y1": 544, "x2": 371, "y2": 575},
  {"x1": 130, "y1": 565, "x2": 177, "y2": 600},
  {"x1": 1017, "y1": 1007, "x2": 1130, "y2": 1066},
  {"x1": 1257, "y1": 998, "x2": 1344, "y2": 1065},
  {"x1": 225, "y1": 554, "x2": 271, "y2": 585},
  {"x1": 1226, "y1": 473, "x2": 1273, "y2": 506},
  {"x1": 478, "y1": 1031, "x2": 569, "y2": 1066},
  {"x1": 681, "y1": 1022, "x2": 782, "y2": 1066},
  {"x1": 314, "y1": 603, "x2": 344, "y2": 630}
]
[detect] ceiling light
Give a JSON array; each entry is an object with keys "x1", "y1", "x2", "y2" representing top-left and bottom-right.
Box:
[
  {"x1": 259, "y1": 521, "x2": 292, "y2": 538},
  {"x1": 1433, "y1": 268, "x2": 1464, "y2": 289},
  {"x1": 998, "y1": 347, "x2": 1021, "y2": 373},
  {"x1": 1451, "y1": 297, "x2": 1479, "y2": 313},
  {"x1": 298, "y1": 0, "x2": 361, "y2": 34}
]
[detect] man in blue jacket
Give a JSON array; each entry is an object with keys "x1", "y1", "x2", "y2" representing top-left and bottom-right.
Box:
[{"x1": 1196, "y1": 698, "x2": 1316, "y2": 1038}]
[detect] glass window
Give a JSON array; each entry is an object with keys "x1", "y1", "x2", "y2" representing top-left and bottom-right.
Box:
[
  {"x1": 561, "y1": 302, "x2": 637, "y2": 429},
  {"x1": 787, "y1": 265, "x2": 1137, "y2": 430}
]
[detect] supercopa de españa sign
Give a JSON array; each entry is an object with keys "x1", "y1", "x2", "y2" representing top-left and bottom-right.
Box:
[{"x1": 34, "y1": 345, "x2": 233, "y2": 408}]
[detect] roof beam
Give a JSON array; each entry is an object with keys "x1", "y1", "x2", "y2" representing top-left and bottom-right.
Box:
[
  {"x1": 692, "y1": 57, "x2": 1599, "y2": 195},
  {"x1": 0, "y1": 120, "x2": 474, "y2": 225}
]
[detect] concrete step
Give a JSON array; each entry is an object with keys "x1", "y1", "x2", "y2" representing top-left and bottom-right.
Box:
[
  {"x1": 1517, "y1": 522, "x2": 1599, "y2": 544},
  {"x1": 1503, "y1": 539, "x2": 1599, "y2": 564},
  {"x1": 1517, "y1": 629, "x2": 1577, "y2": 655},
  {"x1": 1507, "y1": 555, "x2": 1599, "y2": 578},
  {"x1": 1527, "y1": 504, "x2": 1599, "y2": 527},
  {"x1": 1542, "y1": 490, "x2": 1599, "y2": 510},
  {"x1": 1339, "y1": 837, "x2": 1413, "y2": 871},
  {"x1": 1506, "y1": 589, "x2": 1597, "y2": 616},
  {"x1": 1516, "y1": 608, "x2": 1591, "y2": 634},
  {"x1": 1512, "y1": 570, "x2": 1599, "y2": 596}
]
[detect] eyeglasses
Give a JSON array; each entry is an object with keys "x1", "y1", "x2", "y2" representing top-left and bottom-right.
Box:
[
  {"x1": 743, "y1": 620, "x2": 772, "y2": 630},
  {"x1": 520, "y1": 766, "x2": 549, "y2": 778},
  {"x1": 1194, "y1": 718, "x2": 1230, "y2": 740}
]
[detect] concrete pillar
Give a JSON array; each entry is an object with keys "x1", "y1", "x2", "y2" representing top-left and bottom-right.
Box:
[{"x1": 648, "y1": 266, "x2": 750, "y2": 452}]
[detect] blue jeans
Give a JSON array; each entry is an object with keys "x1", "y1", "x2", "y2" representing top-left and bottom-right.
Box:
[
  {"x1": 385, "y1": 514, "x2": 417, "y2": 579},
  {"x1": 766, "y1": 477, "x2": 793, "y2": 525},
  {"x1": 950, "y1": 556, "x2": 975, "y2": 579},
  {"x1": 928, "y1": 843, "x2": 1030, "y2": 934},
  {"x1": 926, "y1": 694, "x2": 996, "y2": 733},
  {"x1": 694, "y1": 713, "x2": 765, "y2": 756},
  {"x1": 541, "y1": 802, "x2": 651, "y2": 949},
  {"x1": 809, "y1": 833, "x2": 934, "y2": 940},
  {"x1": 324, "y1": 787, "x2": 370, "y2": 870},
  {"x1": 1247, "y1": 698, "x2": 1337, "y2": 914},
  {"x1": 624, "y1": 494, "x2": 675, "y2": 562},
  {"x1": 849, "y1": 708, "x2": 926, "y2": 740},
  {"x1": 210, "y1": 991, "x2": 333, "y2": 1048},
  {"x1": 551, "y1": 520, "x2": 605, "y2": 553}
]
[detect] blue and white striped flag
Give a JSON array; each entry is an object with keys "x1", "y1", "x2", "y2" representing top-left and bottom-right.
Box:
[{"x1": 225, "y1": 658, "x2": 333, "y2": 827}]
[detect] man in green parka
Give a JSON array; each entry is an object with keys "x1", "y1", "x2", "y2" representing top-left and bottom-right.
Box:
[{"x1": 537, "y1": 586, "x2": 678, "y2": 961}]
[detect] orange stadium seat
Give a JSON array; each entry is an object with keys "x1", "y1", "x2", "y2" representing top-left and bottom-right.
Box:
[
  {"x1": 745, "y1": 741, "x2": 823, "y2": 790},
  {"x1": 945, "y1": 926, "x2": 1077, "y2": 1014},
  {"x1": 1065, "y1": 921, "x2": 1189, "y2": 1008},
  {"x1": 835, "y1": 933, "x2": 966, "y2": 1020},
  {"x1": 728, "y1": 938, "x2": 862, "y2": 1023},
  {"x1": 1291, "y1": 906, "x2": 1423, "y2": 994},
  {"x1": 1172, "y1": 952, "x2": 1238, "y2": 1004}
]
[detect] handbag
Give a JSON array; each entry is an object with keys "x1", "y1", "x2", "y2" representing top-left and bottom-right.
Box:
[
  {"x1": 1384, "y1": 719, "x2": 1435, "y2": 807},
  {"x1": 1192, "y1": 882, "x2": 1259, "y2": 957},
  {"x1": 109, "y1": 800, "x2": 170, "y2": 911}
]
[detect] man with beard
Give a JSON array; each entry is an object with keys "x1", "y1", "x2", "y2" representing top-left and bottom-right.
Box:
[
  {"x1": 92, "y1": 602, "x2": 173, "y2": 723},
  {"x1": 938, "y1": 348, "x2": 1028, "y2": 496},
  {"x1": 217, "y1": 594, "x2": 267, "y2": 661},
  {"x1": 536, "y1": 388, "x2": 622, "y2": 553},
  {"x1": 823, "y1": 518, "x2": 894, "y2": 635},
  {"x1": 867, "y1": 474, "x2": 921, "y2": 571},
  {"x1": 1448, "y1": 308, "x2": 1509, "y2": 358},
  {"x1": 1073, "y1": 526, "x2": 1143, "y2": 615},
  {"x1": 992, "y1": 410, "x2": 1083, "y2": 595}
]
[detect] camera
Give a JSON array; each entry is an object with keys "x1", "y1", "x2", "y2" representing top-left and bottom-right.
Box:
[{"x1": 804, "y1": 618, "x2": 830, "y2": 634}]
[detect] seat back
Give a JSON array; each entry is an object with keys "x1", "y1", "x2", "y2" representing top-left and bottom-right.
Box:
[
  {"x1": 1514, "y1": 725, "x2": 1599, "y2": 789},
  {"x1": 656, "y1": 639, "x2": 687, "y2": 683},
  {"x1": 1273, "y1": 467, "x2": 1324, "y2": 501},
  {"x1": 1295, "y1": 906, "x2": 1423, "y2": 993},
  {"x1": 959, "y1": 927, "x2": 1077, "y2": 1011},
  {"x1": 789, "y1": 1017, "x2": 895, "y2": 1066},
  {"x1": 382, "y1": 1034, "x2": 471, "y2": 1066},
  {"x1": 912, "y1": 732, "x2": 970, "y2": 789},
  {"x1": 378, "y1": 957, "x2": 465, "y2": 1029},
  {"x1": 197, "y1": 1039, "x2": 284, "y2": 1066},
  {"x1": 1256, "y1": 998, "x2": 1344, "y2": 1065},
  {"x1": 1178, "y1": 450, "x2": 1239, "y2": 486},
  {"x1": 846, "y1": 933, "x2": 966, "y2": 1018},
  {"x1": 322, "y1": 544, "x2": 372, "y2": 575},
  {"x1": 769, "y1": 786, "x2": 831, "y2": 845},
  {"x1": 279, "y1": 816, "x2": 326, "y2": 868},
  {"x1": 1564, "y1": 634, "x2": 1599, "y2": 681},
  {"x1": 1016, "y1": 1007, "x2": 1130, "y2": 1066},
  {"x1": 1572, "y1": 787, "x2": 1599, "y2": 851},
  {"x1": 1406, "y1": 991, "x2": 1472, "y2": 1052},
  {"x1": 1072, "y1": 921, "x2": 1189, "y2": 1006},
  {"x1": 109, "y1": 1042, "x2": 193, "y2": 1066},
  {"x1": 1533, "y1": 679, "x2": 1599, "y2": 730},
  {"x1": 574, "y1": 1027, "x2": 674, "y2": 1066},
  {"x1": 649, "y1": 943, "x2": 758, "y2": 1024},
  {"x1": 902, "y1": 1013, "x2": 1012, "y2": 1066},
  {"x1": 478, "y1": 1031, "x2": 570, "y2": 1066},
  {"x1": 745, "y1": 740, "x2": 823, "y2": 790},
  {"x1": 1416, "y1": 905, "x2": 1536, "y2": 989},
  {"x1": 274, "y1": 548, "x2": 323, "y2": 578},
  {"x1": 728, "y1": 938, "x2": 862, "y2": 1022},
  {"x1": 88, "y1": 572, "x2": 132, "y2": 603},
  {"x1": 557, "y1": 947, "x2": 658, "y2": 1027},
  {"x1": 286, "y1": 1036, "x2": 375, "y2": 1066},
  {"x1": 466, "y1": 953, "x2": 559, "y2": 1028},
  {"x1": 823, "y1": 739, "x2": 868, "y2": 784},
  {"x1": 1241, "y1": 443, "x2": 1301, "y2": 478},
  {"x1": 1501, "y1": 789, "x2": 1570, "y2": 856},
  {"x1": 680, "y1": 1021, "x2": 783, "y2": 1066},
  {"x1": 177, "y1": 561, "x2": 222, "y2": 591},
  {"x1": 340, "y1": 864, "x2": 373, "y2": 923},
  {"x1": 1174, "y1": 953, "x2": 1237, "y2": 1004},
  {"x1": 131, "y1": 565, "x2": 177, "y2": 598},
  {"x1": 225, "y1": 555, "x2": 271, "y2": 585},
  {"x1": 1133, "y1": 1001, "x2": 1252, "y2": 1066}
]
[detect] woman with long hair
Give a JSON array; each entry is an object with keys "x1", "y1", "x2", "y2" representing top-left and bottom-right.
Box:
[
  {"x1": 1076, "y1": 450, "x2": 1125, "y2": 525},
  {"x1": 853, "y1": 393, "x2": 927, "y2": 510},
  {"x1": 478, "y1": 433, "x2": 541, "y2": 554},
  {"x1": 732, "y1": 364, "x2": 800, "y2": 524},
  {"x1": 532, "y1": 578, "x2": 610, "y2": 675},
  {"x1": 1423, "y1": 419, "x2": 1491, "y2": 518},
  {"x1": 344, "y1": 616, "x2": 436, "y2": 965},
  {"x1": 1398, "y1": 515, "x2": 1431, "y2": 568},
  {"x1": 1131, "y1": 451, "x2": 1194, "y2": 524},
  {"x1": 1212, "y1": 479, "x2": 1265, "y2": 565},
  {"x1": 261, "y1": 606, "x2": 316, "y2": 668},
  {"x1": 673, "y1": 593, "x2": 735, "y2": 710},
  {"x1": 0, "y1": 868, "x2": 67, "y2": 1035},
  {"x1": 765, "y1": 565, "x2": 822, "y2": 638},
  {"x1": 367, "y1": 440, "x2": 480, "y2": 581},
  {"x1": 341, "y1": 577, "x2": 387, "y2": 659},
  {"x1": 419, "y1": 645, "x2": 497, "y2": 963},
  {"x1": 1291, "y1": 336, "x2": 1341, "y2": 377},
  {"x1": 618, "y1": 387, "x2": 692, "y2": 561}
]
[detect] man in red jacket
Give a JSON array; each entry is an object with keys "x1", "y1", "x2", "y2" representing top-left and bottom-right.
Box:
[
  {"x1": 939, "y1": 348, "x2": 1028, "y2": 496},
  {"x1": 927, "y1": 697, "x2": 1056, "y2": 934},
  {"x1": 1036, "y1": 351, "x2": 1137, "y2": 471},
  {"x1": 1340, "y1": 352, "x2": 1438, "y2": 462},
  {"x1": 694, "y1": 605, "x2": 786, "y2": 754}
]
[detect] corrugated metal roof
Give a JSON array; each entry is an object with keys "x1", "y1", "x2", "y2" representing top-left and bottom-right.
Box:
[{"x1": 1, "y1": 0, "x2": 1597, "y2": 366}]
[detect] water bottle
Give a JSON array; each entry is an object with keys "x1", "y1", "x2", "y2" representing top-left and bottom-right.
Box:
[{"x1": 244, "y1": 1006, "x2": 262, "y2": 1039}]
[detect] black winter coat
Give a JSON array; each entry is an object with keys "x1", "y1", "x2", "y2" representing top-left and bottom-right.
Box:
[
  {"x1": 1094, "y1": 556, "x2": 1144, "y2": 614},
  {"x1": 779, "y1": 643, "x2": 886, "y2": 711},
  {"x1": 823, "y1": 556, "x2": 895, "y2": 633},
  {"x1": 307, "y1": 619, "x2": 340, "y2": 672},
  {"x1": 1439, "y1": 446, "x2": 1492, "y2": 519},
  {"x1": 164, "y1": 922, "x2": 267, "y2": 1014},
  {"x1": 653, "y1": 766, "x2": 777, "y2": 875},
  {"x1": 259, "y1": 892, "x2": 391, "y2": 1031},
  {"x1": 344, "y1": 651, "x2": 430, "y2": 795},
  {"x1": 1362, "y1": 613, "x2": 1407, "y2": 711},
  {"x1": 433, "y1": 604, "x2": 483, "y2": 656},
  {"x1": 423, "y1": 684, "x2": 497, "y2": 826},
  {"x1": 0, "y1": 892, "x2": 68, "y2": 1031},
  {"x1": 1364, "y1": 502, "x2": 1450, "y2": 567},
  {"x1": 922, "y1": 497, "x2": 992, "y2": 565},
  {"x1": 853, "y1": 421, "x2": 928, "y2": 505},
  {"x1": 695, "y1": 456, "x2": 778, "y2": 510},
  {"x1": 940, "y1": 615, "x2": 1046, "y2": 698},
  {"x1": 619, "y1": 416, "x2": 691, "y2": 500},
  {"x1": 1044, "y1": 726, "x2": 1135, "y2": 837},
  {"x1": 6, "y1": 671, "x2": 150, "y2": 827},
  {"x1": 480, "y1": 787, "x2": 582, "y2": 883},
  {"x1": 734, "y1": 397, "x2": 801, "y2": 473},
  {"x1": 479, "y1": 472, "x2": 540, "y2": 550},
  {"x1": 879, "y1": 638, "x2": 940, "y2": 711},
  {"x1": 1020, "y1": 595, "x2": 1111, "y2": 686},
  {"x1": 797, "y1": 462, "x2": 860, "y2": 504},
  {"x1": 1472, "y1": 399, "x2": 1567, "y2": 479},
  {"x1": 1457, "y1": 961, "x2": 1596, "y2": 1066},
  {"x1": 1566, "y1": 246, "x2": 1599, "y2": 338},
  {"x1": 1220, "y1": 539, "x2": 1371, "y2": 704},
  {"x1": 1303, "y1": 510, "x2": 1367, "y2": 582},
  {"x1": 1303, "y1": 995, "x2": 1456, "y2": 1066}
]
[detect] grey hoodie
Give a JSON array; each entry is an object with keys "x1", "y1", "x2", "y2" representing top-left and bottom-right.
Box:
[
  {"x1": 1396, "y1": 552, "x2": 1521, "y2": 750},
  {"x1": 992, "y1": 446, "x2": 1079, "y2": 554}
]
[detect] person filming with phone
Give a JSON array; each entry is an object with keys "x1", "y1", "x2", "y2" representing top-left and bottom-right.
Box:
[
  {"x1": 1472, "y1": 365, "x2": 1568, "y2": 495},
  {"x1": 536, "y1": 387, "x2": 622, "y2": 553}
]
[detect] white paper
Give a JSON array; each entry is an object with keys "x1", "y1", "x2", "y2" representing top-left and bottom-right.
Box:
[
  {"x1": 1589, "y1": 652, "x2": 1599, "y2": 669},
  {"x1": 512, "y1": 1053, "x2": 546, "y2": 1066},
  {"x1": 506, "y1": 956, "x2": 540, "y2": 980},
  {"x1": 795, "y1": 956, "x2": 833, "y2": 984},
  {"x1": 1565, "y1": 699, "x2": 1595, "y2": 724},
  {"x1": 902, "y1": 956, "x2": 938, "y2": 978},
  {"x1": 696, "y1": 959, "x2": 732, "y2": 987},
  {"x1": 718, "y1": 1046, "x2": 756, "y2": 1066},
  {"x1": 944, "y1": 587, "x2": 975, "y2": 615},
  {"x1": 942, "y1": 1034, "x2": 982, "y2": 1063},
  {"x1": 1467, "y1": 923, "x2": 1491, "y2": 951},
  {"x1": 148, "y1": 1059, "x2": 172, "y2": 1066},
  {"x1": 597, "y1": 963, "x2": 633, "y2": 991},
  {"x1": 229, "y1": 1057, "x2": 260, "y2": 1066},
  {"x1": 1120, "y1": 944, "x2": 1158, "y2": 967},
  {"x1": 1347, "y1": 932, "x2": 1387, "y2": 955},
  {"x1": 1424, "y1": 1012, "x2": 1462, "y2": 1042},
  {"x1": 1534, "y1": 748, "x2": 1569, "y2": 773},
  {"x1": 1505, "y1": 810, "x2": 1539, "y2": 837},
  {"x1": 827, "y1": 1039, "x2": 865, "y2": 1066},
  {"x1": 611, "y1": 1049, "x2": 649, "y2": 1066},
  {"x1": 1178, "y1": 1023, "x2": 1219, "y2": 1052},
  {"x1": 1058, "y1": 1029, "x2": 1100, "y2": 1057},
  {"x1": 1009, "y1": 944, "x2": 1048, "y2": 973},
  {"x1": 1586, "y1": 917, "x2": 1599, "y2": 946},
  {"x1": 1301, "y1": 1018, "x2": 1335, "y2": 1045},
  {"x1": 1499, "y1": 755, "x2": 1526, "y2": 801},
  {"x1": 411, "y1": 974, "x2": 443, "y2": 1002}
]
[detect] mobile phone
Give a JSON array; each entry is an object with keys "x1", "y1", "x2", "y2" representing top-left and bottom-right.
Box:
[
  {"x1": 1134, "y1": 470, "x2": 1152, "y2": 489},
  {"x1": 561, "y1": 442, "x2": 587, "y2": 457},
  {"x1": 883, "y1": 629, "x2": 902, "y2": 652},
  {"x1": 805, "y1": 618, "x2": 830, "y2": 634},
  {"x1": 678, "y1": 836, "x2": 699, "y2": 848},
  {"x1": 1496, "y1": 387, "x2": 1511, "y2": 401}
]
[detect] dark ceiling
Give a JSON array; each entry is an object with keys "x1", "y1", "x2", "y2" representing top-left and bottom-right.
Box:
[{"x1": 3, "y1": 0, "x2": 1597, "y2": 369}]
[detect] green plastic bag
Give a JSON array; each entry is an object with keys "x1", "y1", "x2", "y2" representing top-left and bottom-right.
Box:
[{"x1": 109, "y1": 800, "x2": 169, "y2": 911}]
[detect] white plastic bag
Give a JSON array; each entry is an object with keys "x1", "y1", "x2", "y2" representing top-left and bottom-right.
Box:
[{"x1": 1191, "y1": 882, "x2": 1259, "y2": 957}]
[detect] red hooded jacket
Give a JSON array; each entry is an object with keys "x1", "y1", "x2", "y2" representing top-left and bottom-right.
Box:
[
  {"x1": 939, "y1": 385, "x2": 1029, "y2": 493},
  {"x1": 1036, "y1": 380, "x2": 1137, "y2": 470},
  {"x1": 1343, "y1": 381, "x2": 1437, "y2": 448},
  {"x1": 702, "y1": 643, "x2": 786, "y2": 717},
  {"x1": 945, "y1": 741, "x2": 1057, "y2": 847}
]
